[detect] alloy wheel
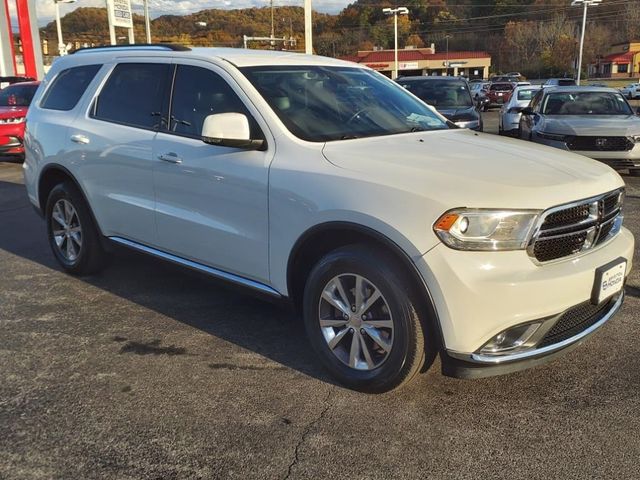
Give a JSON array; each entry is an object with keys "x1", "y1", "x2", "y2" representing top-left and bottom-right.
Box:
[
  {"x1": 51, "y1": 199, "x2": 83, "y2": 262},
  {"x1": 318, "y1": 273, "x2": 394, "y2": 371}
]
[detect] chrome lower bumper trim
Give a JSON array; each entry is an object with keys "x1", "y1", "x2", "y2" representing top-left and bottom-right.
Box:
[{"x1": 448, "y1": 293, "x2": 624, "y2": 365}]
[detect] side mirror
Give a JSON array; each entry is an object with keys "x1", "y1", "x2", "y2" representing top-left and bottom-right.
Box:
[
  {"x1": 201, "y1": 113, "x2": 264, "y2": 150},
  {"x1": 521, "y1": 106, "x2": 534, "y2": 116}
]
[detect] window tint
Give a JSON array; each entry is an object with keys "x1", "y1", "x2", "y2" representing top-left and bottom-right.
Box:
[
  {"x1": 41, "y1": 64, "x2": 101, "y2": 111},
  {"x1": 399, "y1": 80, "x2": 473, "y2": 108},
  {"x1": 169, "y1": 65, "x2": 258, "y2": 138},
  {"x1": 94, "y1": 63, "x2": 171, "y2": 130}
]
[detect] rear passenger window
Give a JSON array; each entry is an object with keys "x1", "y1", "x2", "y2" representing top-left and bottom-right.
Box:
[
  {"x1": 41, "y1": 64, "x2": 101, "y2": 111},
  {"x1": 93, "y1": 63, "x2": 171, "y2": 130},
  {"x1": 169, "y1": 65, "x2": 260, "y2": 138}
]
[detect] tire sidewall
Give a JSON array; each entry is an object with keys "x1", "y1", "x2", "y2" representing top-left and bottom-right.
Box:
[{"x1": 303, "y1": 247, "x2": 420, "y2": 392}]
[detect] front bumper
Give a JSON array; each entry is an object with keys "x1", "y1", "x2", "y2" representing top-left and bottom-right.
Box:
[
  {"x1": 416, "y1": 227, "x2": 634, "y2": 375},
  {"x1": 0, "y1": 124, "x2": 25, "y2": 155},
  {"x1": 532, "y1": 137, "x2": 640, "y2": 171}
]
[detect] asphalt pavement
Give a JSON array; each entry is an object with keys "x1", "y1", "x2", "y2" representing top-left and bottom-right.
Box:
[{"x1": 1, "y1": 116, "x2": 640, "y2": 479}]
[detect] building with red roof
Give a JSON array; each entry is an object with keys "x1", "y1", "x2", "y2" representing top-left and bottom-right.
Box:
[
  {"x1": 589, "y1": 41, "x2": 640, "y2": 79},
  {"x1": 340, "y1": 46, "x2": 492, "y2": 79}
]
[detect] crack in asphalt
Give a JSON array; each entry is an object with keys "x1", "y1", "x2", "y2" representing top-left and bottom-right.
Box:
[{"x1": 283, "y1": 387, "x2": 334, "y2": 480}]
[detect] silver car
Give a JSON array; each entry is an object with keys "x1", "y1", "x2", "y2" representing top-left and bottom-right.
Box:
[
  {"x1": 519, "y1": 87, "x2": 640, "y2": 175},
  {"x1": 498, "y1": 85, "x2": 540, "y2": 136}
]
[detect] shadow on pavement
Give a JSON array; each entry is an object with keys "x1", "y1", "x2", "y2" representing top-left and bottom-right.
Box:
[{"x1": 0, "y1": 179, "x2": 335, "y2": 385}]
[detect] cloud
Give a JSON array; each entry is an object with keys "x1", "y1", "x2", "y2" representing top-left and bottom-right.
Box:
[{"x1": 30, "y1": 0, "x2": 350, "y2": 25}]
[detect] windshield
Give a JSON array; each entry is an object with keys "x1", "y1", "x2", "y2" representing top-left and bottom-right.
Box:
[
  {"x1": 0, "y1": 83, "x2": 37, "y2": 107},
  {"x1": 399, "y1": 80, "x2": 473, "y2": 109},
  {"x1": 542, "y1": 91, "x2": 633, "y2": 115},
  {"x1": 517, "y1": 89, "x2": 540, "y2": 101},
  {"x1": 240, "y1": 66, "x2": 449, "y2": 142}
]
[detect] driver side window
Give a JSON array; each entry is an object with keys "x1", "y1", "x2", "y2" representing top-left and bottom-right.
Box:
[{"x1": 169, "y1": 65, "x2": 261, "y2": 139}]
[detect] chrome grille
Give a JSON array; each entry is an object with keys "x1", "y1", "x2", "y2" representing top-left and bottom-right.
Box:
[{"x1": 529, "y1": 189, "x2": 624, "y2": 263}]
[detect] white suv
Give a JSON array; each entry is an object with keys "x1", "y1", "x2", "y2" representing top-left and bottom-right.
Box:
[{"x1": 24, "y1": 46, "x2": 634, "y2": 392}]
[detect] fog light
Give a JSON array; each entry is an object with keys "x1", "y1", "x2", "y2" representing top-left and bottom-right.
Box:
[{"x1": 480, "y1": 323, "x2": 542, "y2": 355}]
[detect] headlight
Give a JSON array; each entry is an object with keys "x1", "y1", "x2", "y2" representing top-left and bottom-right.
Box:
[
  {"x1": 0, "y1": 116, "x2": 26, "y2": 124},
  {"x1": 455, "y1": 120, "x2": 480, "y2": 129},
  {"x1": 434, "y1": 209, "x2": 540, "y2": 251},
  {"x1": 536, "y1": 131, "x2": 566, "y2": 142}
]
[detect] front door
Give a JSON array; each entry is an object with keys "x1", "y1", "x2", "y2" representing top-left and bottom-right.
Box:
[{"x1": 152, "y1": 63, "x2": 272, "y2": 284}]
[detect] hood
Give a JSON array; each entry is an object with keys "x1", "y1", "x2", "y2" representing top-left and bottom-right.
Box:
[
  {"x1": 321, "y1": 129, "x2": 623, "y2": 210},
  {"x1": 0, "y1": 106, "x2": 28, "y2": 119},
  {"x1": 540, "y1": 115, "x2": 640, "y2": 136},
  {"x1": 437, "y1": 106, "x2": 478, "y2": 122}
]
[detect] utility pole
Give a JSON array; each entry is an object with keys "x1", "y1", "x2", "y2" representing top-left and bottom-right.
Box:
[
  {"x1": 270, "y1": 0, "x2": 275, "y2": 48},
  {"x1": 143, "y1": 0, "x2": 151, "y2": 43},
  {"x1": 383, "y1": 7, "x2": 409, "y2": 80},
  {"x1": 304, "y1": 0, "x2": 312, "y2": 54},
  {"x1": 445, "y1": 34, "x2": 451, "y2": 76},
  {"x1": 571, "y1": 0, "x2": 602, "y2": 85}
]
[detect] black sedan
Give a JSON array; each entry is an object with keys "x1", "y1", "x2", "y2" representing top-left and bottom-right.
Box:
[{"x1": 397, "y1": 76, "x2": 483, "y2": 131}]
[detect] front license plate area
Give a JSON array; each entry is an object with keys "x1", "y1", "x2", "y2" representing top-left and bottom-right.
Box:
[{"x1": 591, "y1": 258, "x2": 626, "y2": 305}]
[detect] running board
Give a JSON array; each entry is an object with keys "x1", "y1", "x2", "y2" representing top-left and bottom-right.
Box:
[{"x1": 109, "y1": 236, "x2": 282, "y2": 298}]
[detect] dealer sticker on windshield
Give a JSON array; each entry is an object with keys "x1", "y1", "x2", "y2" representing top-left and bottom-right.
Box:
[{"x1": 592, "y1": 259, "x2": 626, "y2": 305}]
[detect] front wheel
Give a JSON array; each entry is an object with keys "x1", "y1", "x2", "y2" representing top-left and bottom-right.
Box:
[{"x1": 303, "y1": 245, "x2": 428, "y2": 393}]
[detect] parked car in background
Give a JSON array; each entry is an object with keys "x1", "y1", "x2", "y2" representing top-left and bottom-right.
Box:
[
  {"x1": 397, "y1": 76, "x2": 483, "y2": 131},
  {"x1": 486, "y1": 82, "x2": 515, "y2": 109},
  {"x1": 543, "y1": 78, "x2": 577, "y2": 87},
  {"x1": 470, "y1": 81, "x2": 490, "y2": 110},
  {"x1": 519, "y1": 86, "x2": 640, "y2": 175},
  {"x1": 499, "y1": 85, "x2": 541, "y2": 136},
  {"x1": 24, "y1": 46, "x2": 634, "y2": 392},
  {"x1": 0, "y1": 81, "x2": 39, "y2": 160},
  {"x1": 620, "y1": 83, "x2": 640, "y2": 99},
  {"x1": 0, "y1": 76, "x2": 36, "y2": 89},
  {"x1": 491, "y1": 75, "x2": 519, "y2": 83}
]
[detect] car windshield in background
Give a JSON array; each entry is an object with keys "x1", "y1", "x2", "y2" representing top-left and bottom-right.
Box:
[
  {"x1": 0, "y1": 84, "x2": 38, "y2": 107},
  {"x1": 517, "y1": 89, "x2": 539, "y2": 101},
  {"x1": 490, "y1": 83, "x2": 512, "y2": 91},
  {"x1": 399, "y1": 80, "x2": 474, "y2": 109},
  {"x1": 240, "y1": 66, "x2": 449, "y2": 142},
  {"x1": 542, "y1": 91, "x2": 633, "y2": 115},
  {"x1": 556, "y1": 79, "x2": 576, "y2": 86}
]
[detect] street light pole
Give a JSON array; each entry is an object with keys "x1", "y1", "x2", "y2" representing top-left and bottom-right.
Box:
[
  {"x1": 304, "y1": 0, "x2": 312, "y2": 54},
  {"x1": 445, "y1": 34, "x2": 451, "y2": 76},
  {"x1": 572, "y1": 0, "x2": 602, "y2": 85},
  {"x1": 383, "y1": 7, "x2": 409, "y2": 80},
  {"x1": 53, "y1": 0, "x2": 75, "y2": 56}
]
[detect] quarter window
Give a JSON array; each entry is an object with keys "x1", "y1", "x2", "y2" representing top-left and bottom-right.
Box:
[
  {"x1": 41, "y1": 64, "x2": 101, "y2": 111},
  {"x1": 169, "y1": 65, "x2": 259, "y2": 138},
  {"x1": 93, "y1": 63, "x2": 171, "y2": 130}
]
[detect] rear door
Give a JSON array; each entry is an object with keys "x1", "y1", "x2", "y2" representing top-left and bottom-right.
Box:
[
  {"x1": 152, "y1": 61, "x2": 273, "y2": 283},
  {"x1": 68, "y1": 60, "x2": 172, "y2": 245}
]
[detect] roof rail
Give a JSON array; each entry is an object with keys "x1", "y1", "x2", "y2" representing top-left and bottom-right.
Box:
[{"x1": 72, "y1": 44, "x2": 191, "y2": 54}]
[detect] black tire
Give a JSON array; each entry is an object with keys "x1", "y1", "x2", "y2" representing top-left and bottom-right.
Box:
[
  {"x1": 303, "y1": 244, "x2": 428, "y2": 393},
  {"x1": 45, "y1": 182, "x2": 107, "y2": 275}
]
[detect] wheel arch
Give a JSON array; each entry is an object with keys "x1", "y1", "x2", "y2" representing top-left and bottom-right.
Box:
[
  {"x1": 37, "y1": 163, "x2": 105, "y2": 238},
  {"x1": 286, "y1": 221, "x2": 443, "y2": 348}
]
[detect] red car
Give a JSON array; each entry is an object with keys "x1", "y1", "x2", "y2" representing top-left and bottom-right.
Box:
[
  {"x1": 0, "y1": 81, "x2": 40, "y2": 159},
  {"x1": 486, "y1": 82, "x2": 515, "y2": 110}
]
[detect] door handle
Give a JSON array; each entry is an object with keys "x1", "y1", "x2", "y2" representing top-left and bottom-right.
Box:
[
  {"x1": 70, "y1": 134, "x2": 90, "y2": 145},
  {"x1": 158, "y1": 152, "x2": 182, "y2": 164}
]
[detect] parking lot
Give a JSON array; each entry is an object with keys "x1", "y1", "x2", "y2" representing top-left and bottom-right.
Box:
[{"x1": 1, "y1": 111, "x2": 640, "y2": 479}]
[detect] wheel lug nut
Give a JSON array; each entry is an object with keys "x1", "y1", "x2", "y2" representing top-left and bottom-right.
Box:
[
  {"x1": 343, "y1": 314, "x2": 349, "y2": 320},
  {"x1": 349, "y1": 328, "x2": 354, "y2": 333},
  {"x1": 361, "y1": 315, "x2": 366, "y2": 320},
  {"x1": 351, "y1": 305, "x2": 356, "y2": 312},
  {"x1": 360, "y1": 328, "x2": 365, "y2": 335}
]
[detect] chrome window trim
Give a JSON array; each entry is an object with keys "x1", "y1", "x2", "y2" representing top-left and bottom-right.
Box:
[{"x1": 527, "y1": 188, "x2": 624, "y2": 265}]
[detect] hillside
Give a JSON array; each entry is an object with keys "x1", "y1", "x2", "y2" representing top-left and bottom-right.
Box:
[{"x1": 41, "y1": 1, "x2": 640, "y2": 77}]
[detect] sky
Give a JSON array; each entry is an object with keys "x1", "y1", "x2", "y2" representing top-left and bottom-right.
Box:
[{"x1": 25, "y1": 0, "x2": 352, "y2": 25}]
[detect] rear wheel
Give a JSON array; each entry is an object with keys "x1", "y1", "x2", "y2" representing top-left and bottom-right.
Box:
[
  {"x1": 46, "y1": 182, "x2": 107, "y2": 275},
  {"x1": 303, "y1": 245, "x2": 428, "y2": 393}
]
